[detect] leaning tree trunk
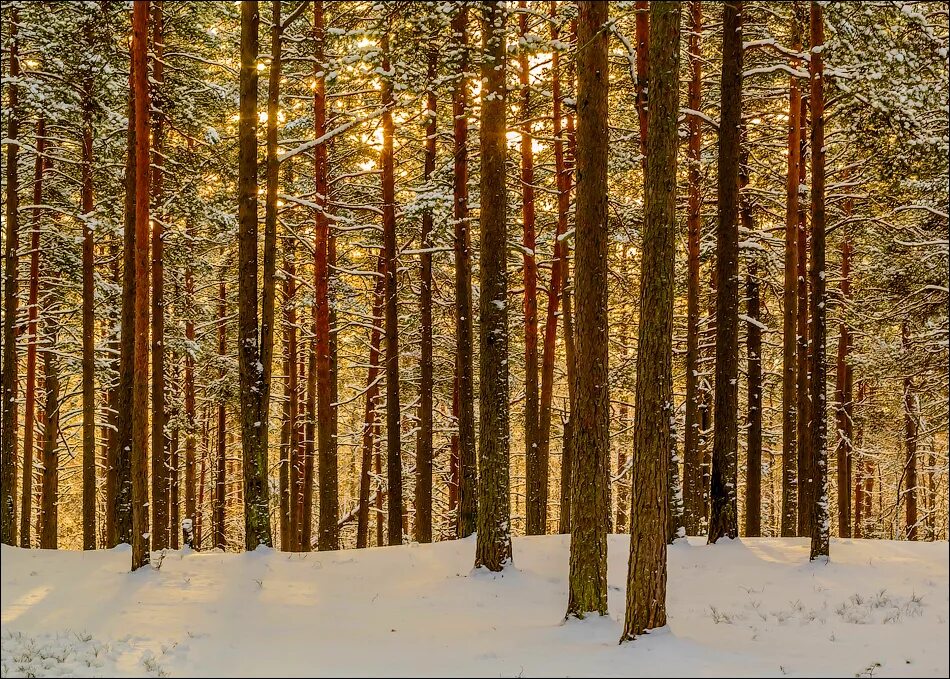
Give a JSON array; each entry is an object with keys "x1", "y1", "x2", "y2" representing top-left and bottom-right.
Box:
[
  {"x1": 475, "y1": 0, "x2": 512, "y2": 573},
  {"x1": 130, "y1": 0, "x2": 152, "y2": 571},
  {"x1": 622, "y1": 0, "x2": 679, "y2": 639},
  {"x1": 451, "y1": 5, "x2": 477, "y2": 540},
  {"x1": 567, "y1": 0, "x2": 610, "y2": 619},
  {"x1": 781, "y1": 2, "x2": 803, "y2": 538},
  {"x1": 708, "y1": 0, "x2": 743, "y2": 544},
  {"x1": 682, "y1": 0, "x2": 705, "y2": 536},
  {"x1": 1, "y1": 8, "x2": 21, "y2": 547},
  {"x1": 808, "y1": 0, "x2": 829, "y2": 561}
]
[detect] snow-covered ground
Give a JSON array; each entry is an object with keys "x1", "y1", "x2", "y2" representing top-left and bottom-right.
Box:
[{"x1": 1, "y1": 536, "x2": 947, "y2": 677}]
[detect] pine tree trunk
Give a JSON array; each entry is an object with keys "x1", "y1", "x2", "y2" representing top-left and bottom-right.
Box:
[
  {"x1": 39, "y1": 322, "x2": 60, "y2": 549},
  {"x1": 150, "y1": 0, "x2": 168, "y2": 551},
  {"x1": 745, "y1": 262, "x2": 762, "y2": 537},
  {"x1": 781, "y1": 2, "x2": 803, "y2": 538},
  {"x1": 682, "y1": 0, "x2": 705, "y2": 537},
  {"x1": 131, "y1": 0, "x2": 152, "y2": 571},
  {"x1": 475, "y1": 0, "x2": 511, "y2": 572},
  {"x1": 237, "y1": 0, "x2": 273, "y2": 550},
  {"x1": 215, "y1": 277, "x2": 227, "y2": 550},
  {"x1": 517, "y1": 1, "x2": 542, "y2": 537},
  {"x1": 184, "y1": 174, "x2": 197, "y2": 541},
  {"x1": 380, "y1": 31, "x2": 403, "y2": 546},
  {"x1": 708, "y1": 0, "x2": 742, "y2": 544},
  {"x1": 20, "y1": 118, "x2": 46, "y2": 548},
  {"x1": 567, "y1": 0, "x2": 609, "y2": 617},
  {"x1": 622, "y1": 0, "x2": 679, "y2": 638},
  {"x1": 808, "y1": 0, "x2": 829, "y2": 561},
  {"x1": 796, "y1": 93, "x2": 811, "y2": 537},
  {"x1": 1, "y1": 9, "x2": 21, "y2": 546},
  {"x1": 415, "y1": 44, "x2": 437, "y2": 544},
  {"x1": 835, "y1": 194, "x2": 853, "y2": 538},
  {"x1": 902, "y1": 322, "x2": 918, "y2": 541},
  {"x1": 633, "y1": 0, "x2": 649, "y2": 159},
  {"x1": 452, "y1": 6, "x2": 477, "y2": 539},
  {"x1": 357, "y1": 255, "x2": 386, "y2": 548},
  {"x1": 280, "y1": 240, "x2": 296, "y2": 550}
]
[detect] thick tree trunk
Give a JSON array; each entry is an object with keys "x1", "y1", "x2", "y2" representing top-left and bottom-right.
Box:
[
  {"x1": 357, "y1": 255, "x2": 386, "y2": 548},
  {"x1": 834, "y1": 195, "x2": 853, "y2": 538},
  {"x1": 781, "y1": 2, "x2": 803, "y2": 538},
  {"x1": 682, "y1": 0, "x2": 704, "y2": 537},
  {"x1": 415, "y1": 44, "x2": 437, "y2": 544},
  {"x1": 20, "y1": 118, "x2": 46, "y2": 548},
  {"x1": 622, "y1": 0, "x2": 679, "y2": 639},
  {"x1": 518, "y1": 1, "x2": 542, "y2": 537},
  {"x1": 150, "y1": 0, "x2": 168, "y2": 551},
  {"x1": 567, "y1": 0, "x2": 609, "y2": 618},
  {"x1": 708, "y1": 0, "x2": 742, "y2": 544},
  {"x1": 131, "y1": 0, "x2": 152, "y2": 571},
  {"x1": 475, "y1": 0, "x2": 511, "y2": 572},
  {"x1": 1, "y1": 9, "x2": 20, "y2": 546},
  {"x1": 808, "y1": 0, "x2": 829, "y2": 561},
  {"x1": 238, "y1": 0, "x2": 273, "y2": 550},
  {"x1": 452, "y1": 6, "x2": 477, "y2": 540}
]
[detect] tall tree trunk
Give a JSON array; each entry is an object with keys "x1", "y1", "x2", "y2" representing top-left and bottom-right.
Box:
[
  {"x1": 834, "y1": 195, "x2": 853, "y2": 538},
  {"x1": 214, "y1": 277, "x2": 227, "y2": 550},
  {"x1": 415, "y1": 43, "x2": 437, "y2": 544},
  {"x1": 518, "y1": 0, "x2": 542, "y2": 537},
  {"x1": 452, "y1": 6, "x2": 477, "y2": 539},
  {"x1": 150, "y1": 0, "x2": 168, "y2": 551},
  {"x1": 183, "y1": 162, "x2": 197, "y2": 542},
  {"x1": 475, "y1": 0, "x2": 511, "y2": 572},
  {"x1": 39, "y1": 322, "x2": 59, "y2": 549},
  {"x1": 781, "y1": 1, "x2": 803, "y2": 538},
  {"x1": 1, "y1": 8, "x2": 20, "y2": 546},
  {"x1": 558, "y1": 18, "x2": 579, "y2": 537},
  {"x1": 853, "y1": 383, "x2": 865, "y2": 538},
  {"x1": 567, "y1": 0, "x2": 609, "y2": 617},
  {"x1": 633, "y1": 0, "x2": 649, "y2": 159},
  {"x1": 131, "y1": 0, "x2": 152, "y2": 571},
  {"x1": 20, "y1": 117, "x2": 46, "y2": 548},
  {"x1": 357, "y1": 255, "x2": 386, "y2": 548},
  {"x1": 708, "y1": 0, "x2": 742, "y2": 544},
  {"x1": 280, "y1": 240, "x2": 296, "y2": 549},
  {"x1": 902, "y1": 322, "x2": 918, "y2": 541},
  {"x1": 238, "y1": 0, "x2": 273, "y2": 550},
  {"x1": 309, "y1": 0, "x2": 337, "y2": 552},
  {"x1": 682, "y1": 0, "x2": 704, "y2": 537},
  {"x1": 380, "y1": 30, "x2": 403, "y2": 546},
  {"x1": 796, "y1": 93, "x2": 811, "y2": 537},
  {"x1": 622, "y1": 0, "x2": 679, "y2": 639},
  {"x1": 808, "y1": 0, "x2": 829, "y2": 561}
]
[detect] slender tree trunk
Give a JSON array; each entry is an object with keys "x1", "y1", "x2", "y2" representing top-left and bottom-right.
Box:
[
  {"x1": 280, "y1": 241, "x2": 296, "y2": 549},
  {"x1": 682, "y1": 0, "x2": 704, "y2": 537},
  {"x1": 39, "y1": 322, "x2": 60, "y2": 549},
  {"x1": 902, "y1": 322, "x2": 918, "y2": 541},
  {"x1": 20, "y1": 118, "x2": 46, "y2": 548},
  {"x1": 380, "y1": 30, "x2": 403, "y2": 546},
  {"x1": 633, "y1": 0, "x2": 649, "y2": 159},
  {"x1": 184, "y1": 163, "x2": 197, "y2": 542},
  {"x1": 745, "y1": 262, "x2": 762, "y2": 537},
  {"x1": 808, "y1": 0, "x2": 829, "y2": 561},
  {"x1": 357, "y1": 255, "x2": 385, "y2": 548},
  {"x1": 1, "y1": 9, "x2": 21, "y2": 546},
  {"x1": 150, "y1": 0, "x2": 168, "y2": 551},
  {"x1": 796, "y1": 93, "x2": 811, "y2": 537},
  {"x1": 131, "y1": 0, "x2": 152, "y2": 571},
  {"x1": 238, "y1": 0, "x2": 273, "y2": 550},
  {"x1": 517, "y1": 0, "x2": 542, "y2": 537},
  {"x1": 452, "y1": 6, "x2": 477, "y2": 539},
  {"x1": 214, "y1": 277, "x2": 227, "y2": 550},
  {"x1": 567, "y1": 0, "x2": 609, "y2": 617},
  {"x1": 475, "y1": 0, "x2": 511, "y2": 572},
  {"x1": 781, "y1": 2, "x2": 803, "y2": 538},
  {"x1": 708, "y1": 0, "x2": 742, "y2": 544},
  {"x1": 415, "y1": 44, "x2": 437, "y2": 544},
  {"x1": 835, "y1": 195, "x2": 853, "y2": 538},
  {"x1": 622, "y1": 0, "x2": 679, "y2": 638},
  {"x1": 853, "y1": 384, "x2": 865, "y2": 538}
]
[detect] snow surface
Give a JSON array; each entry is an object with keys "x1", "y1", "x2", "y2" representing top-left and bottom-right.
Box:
[{"x1": 1, "y1": 536, "x2": 947, "y2": 677}]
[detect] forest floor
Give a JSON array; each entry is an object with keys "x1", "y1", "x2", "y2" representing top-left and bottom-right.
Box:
[{"x1": 1, "y1": 535, "x2": 947, "y2": 677}]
